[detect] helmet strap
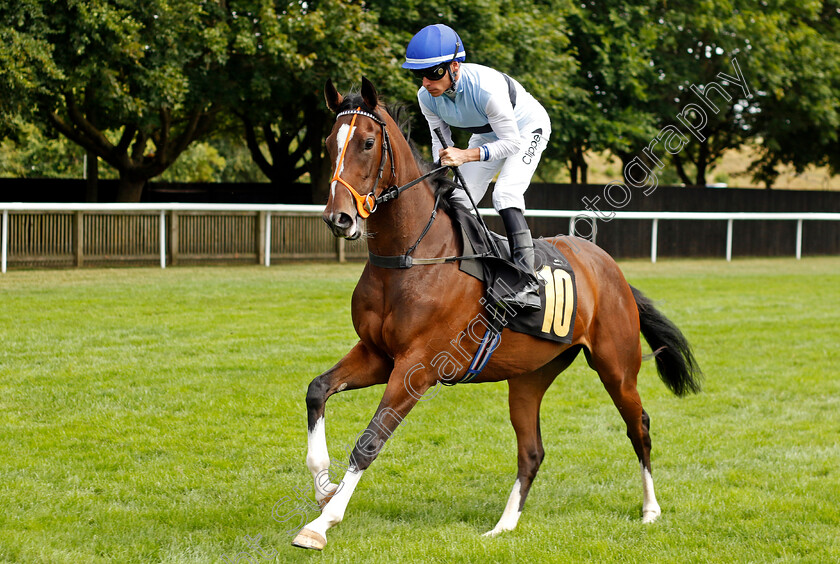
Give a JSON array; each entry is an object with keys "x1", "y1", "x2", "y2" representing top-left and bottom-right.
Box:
[
  {"x1": 445, "y1": 66, "x2": 457, "y2": 94},
  {"x1": 445, "y1": 40, "x2": 461, "y2": 94}
]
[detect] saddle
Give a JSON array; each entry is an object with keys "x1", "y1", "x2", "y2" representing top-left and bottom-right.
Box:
[{"x1": 451, "y1": 206, "x2": 577, "y2": 344}]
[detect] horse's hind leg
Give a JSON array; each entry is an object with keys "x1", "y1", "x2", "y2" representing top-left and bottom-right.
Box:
[
  {"x1": 305, "y1": 341, "x2": 392, "y2": 507},
  {"x1": 637, "y1": 408, "x2": 660, "y2": 522},
  {"x1": 585, "y1": 337, "x2": 661, "y2": 523},
  {"x1": 484, "y1": 347, "x2": 580, "y2": 537}
]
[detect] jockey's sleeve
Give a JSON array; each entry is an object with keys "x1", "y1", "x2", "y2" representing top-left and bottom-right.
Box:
[
  {"x1": 419, "y1": 95, "x2": 452, "y2": 162},
  {"x1": 482, "y1": 92, "x2": 522, "y2": 161}
]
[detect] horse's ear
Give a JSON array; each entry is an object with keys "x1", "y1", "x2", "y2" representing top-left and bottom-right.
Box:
[
  {"x1": 325, "y1": 79, "x2": 342, "y2": 113},
  {"x1": 361, "y1": 77, "x2": 378, "y2": 110}
]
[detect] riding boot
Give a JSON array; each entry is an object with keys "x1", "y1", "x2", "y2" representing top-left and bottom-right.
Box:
[{"x1": 498, "y1": 207, "x2": 541, "y2": 312}]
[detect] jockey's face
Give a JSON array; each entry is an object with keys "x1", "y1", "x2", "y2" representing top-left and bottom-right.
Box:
[{"x1": 422, "y1": 61, "x2": 459, "y2": 97}]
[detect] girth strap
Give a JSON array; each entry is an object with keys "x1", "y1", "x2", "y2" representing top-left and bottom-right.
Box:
[
  {"x1": 441, "y1": 305, "x2": 508, "y2": 385},
  {"x1": 368, "y1": 251, "x2": 489, "y2": 269}
]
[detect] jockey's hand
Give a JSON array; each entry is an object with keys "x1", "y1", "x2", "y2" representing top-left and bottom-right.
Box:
[{"x1": 439, "y1": 147, "x2": 480, "y2": 167}]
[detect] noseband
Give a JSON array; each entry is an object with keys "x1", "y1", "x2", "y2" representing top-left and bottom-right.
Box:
[{"x1": 331, "y1": 108, "x2": 395, "y2": 219}]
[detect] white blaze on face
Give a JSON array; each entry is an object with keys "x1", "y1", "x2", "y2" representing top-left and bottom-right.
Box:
[{"x1": 330, "y1": 123, "x2": 356, "y2": 198}]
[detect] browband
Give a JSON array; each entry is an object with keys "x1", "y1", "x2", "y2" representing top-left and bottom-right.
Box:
[{"x1": 336, "y1": 109, "x2": 386, "y2": 126}]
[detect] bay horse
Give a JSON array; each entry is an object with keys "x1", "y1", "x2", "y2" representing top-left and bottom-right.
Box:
[{"x1": 292, "y1": 77, "x2": 701, "y2": 550}]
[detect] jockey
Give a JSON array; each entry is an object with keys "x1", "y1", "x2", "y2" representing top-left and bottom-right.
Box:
[{"x1": 403, "y1": 23, "x2": 551, "y2": 311}]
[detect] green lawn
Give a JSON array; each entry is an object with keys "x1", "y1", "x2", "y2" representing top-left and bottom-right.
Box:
[{"x1": 0, "y1": 258, "x2": 838, "y2": 563}]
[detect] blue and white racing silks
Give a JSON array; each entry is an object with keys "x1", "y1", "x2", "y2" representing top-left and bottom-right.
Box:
[{"x1": 418, "y1": 63, "x2": 551, "y2": 163}]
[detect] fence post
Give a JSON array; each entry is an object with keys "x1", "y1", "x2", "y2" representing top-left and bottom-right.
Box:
[
  {"x1": 568, "y1": 215, "x2": 597, "y2": 244},
  {"x1": 1, "y1": 209, "x2": 7, "y2": 274},
  {"x1": 159, "y1": 210, "x2": 166, "y2": 269},
  {"x1": 257, "y1": 211, "x2": 267, "y2": 266},
  {"x1": 74, "y1": 210, "x2": 84, "y2": 268},
  {"x1": 169, "y1": 211, "x2": 179, "y2": 266},
  {"x1": 336, "y1": 237, "x2": 346, "y2": 263},
  {"x1": 650, "y1": 218, "x2": 659, "y2": 263},
  {"x1": 264, "y1": 212, "x2": 272, "y2": 267},
  {"x1": 795, "y1": 219, "x2": 803, "y2": 260},
  {"x1": 726, "y1": 218, "x2": 734, "y2": 262}
]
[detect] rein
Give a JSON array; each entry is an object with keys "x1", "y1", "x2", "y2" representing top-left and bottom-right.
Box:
[{"x1": 332, "y1": 107, "x2": 491, "y2": 269}]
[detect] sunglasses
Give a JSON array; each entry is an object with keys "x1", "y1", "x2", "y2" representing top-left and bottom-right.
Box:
[{"x1": 411, "y1": 64, "x2": 449, "y2": 82}]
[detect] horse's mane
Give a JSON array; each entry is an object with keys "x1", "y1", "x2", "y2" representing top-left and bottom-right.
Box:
[{"x1": 336, "y1": 92, "x2": 465, "y2": 216}]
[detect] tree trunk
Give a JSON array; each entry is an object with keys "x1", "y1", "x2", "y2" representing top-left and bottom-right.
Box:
[
  {"x1": 695, "y1": 139, "x2": 709, "y2": 186},
  {"x1": 695, "y1": 160, "x2": 707, "y2": 186},
  {"x1": 568, "y1": 144, "x2": 588, "y2": 185},
  {"x1": 673, "y1": 154, "x2": 692, "y2": 186},
  {"x1": 617, "y1": 151, "x2": 636, "y2": 186},
  {"x1": 577, "y1": 147, "x2": 589, "y2": 185},
  {"x1": 85, "y1": 152, "x2": 99, "y2": 202},
  {"x1": 310, "y1": 156, "x2": 332, "y2": 205},
  {"x1": 116, "y1": 174, "x2": 146, "y2": 202}
]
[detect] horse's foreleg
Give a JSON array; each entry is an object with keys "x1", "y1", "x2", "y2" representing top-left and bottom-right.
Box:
[
  {"x1": 294, "y1": 361, "x2": 432, "y2": 550},
  {"x1": 305, "y1": 342, "x2": 392, "y2": 507},
  {"x1": 484, "y1": 351, "x2": 576, "y2": 537}
]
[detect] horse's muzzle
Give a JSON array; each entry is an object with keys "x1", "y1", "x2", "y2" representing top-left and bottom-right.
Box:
[{"x1": 323, "y1": 212, "x2": 361, "y2": 240}]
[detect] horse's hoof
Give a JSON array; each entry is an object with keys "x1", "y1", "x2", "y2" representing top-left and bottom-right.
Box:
[
  {"x1": 642, "y1": 509, "x2": 661, "y2": 524},
  {"x1": 291, "y1": 528, "x2": 327, "y2": 550}
]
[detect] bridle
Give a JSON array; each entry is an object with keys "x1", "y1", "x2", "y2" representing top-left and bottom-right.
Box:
[
  {"x1": 331, "y1": 107, "x2": 395, "y2": 219},
  {"x1": 328, "y1": 104, "x2": 492, "y2": 269},
  {"x1": 331, "y1": 107, "x2": 448, "y2": 219}
]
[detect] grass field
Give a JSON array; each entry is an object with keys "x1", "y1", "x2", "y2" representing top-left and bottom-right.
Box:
[{"x1": 1, "y1": 258, "x2": 838, "y2": 563}]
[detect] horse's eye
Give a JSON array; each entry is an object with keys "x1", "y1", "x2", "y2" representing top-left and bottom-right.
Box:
[{"x1": 364, "y1": 138, "x2": 375, "y2": 150}]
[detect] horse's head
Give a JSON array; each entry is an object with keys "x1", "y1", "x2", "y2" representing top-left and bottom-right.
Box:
[{"x1": 322, "y1": 77, "x2": 394, "y2": 240}]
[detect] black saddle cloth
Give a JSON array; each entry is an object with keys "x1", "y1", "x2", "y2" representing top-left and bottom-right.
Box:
[{"x1": 451, "y1": 207, "x2": 577, "y2": 344}]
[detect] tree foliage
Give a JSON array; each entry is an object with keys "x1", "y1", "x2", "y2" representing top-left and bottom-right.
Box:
[
  {"x1": 1, "y1": 0, "x2": 232, "y2": 200},
  {"x1": 560, "y1": 0, "x2": 660, "y2": 183},
  {"x1": 747, "y1": 0, "x2": 840, "y2": 186},
  {"x1": 233, "y1": 0, "x2": 389, "y2": 203},
  {"x1": 641, "y1": 0, "x2": 758, "y2": 186},
  {"x1": 1, "y1": 0, "x2": 839, "y2": 199}
]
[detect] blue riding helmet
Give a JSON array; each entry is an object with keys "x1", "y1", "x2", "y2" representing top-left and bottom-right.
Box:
[{"x1": 402, "y1": 24, "x2": 466, "y2": 70}]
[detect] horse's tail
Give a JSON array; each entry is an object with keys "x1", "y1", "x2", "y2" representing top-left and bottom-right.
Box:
[{"x1": 631, "y1": 285, "x2": 702, "y2": 396}]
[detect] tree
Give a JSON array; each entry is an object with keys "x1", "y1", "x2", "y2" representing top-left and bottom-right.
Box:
[
  {"x1": 0, "y1": 2, "x2": 60, "y2": 137},
  {"x1": 0, "y1": 1, "x2": 241, "y2": 201},
  {"x1": 747, "y1": 0, "x2": 840, "y2": 187},
  {"x1": 560, "y1": 0, "x2": 660, "y2": 183},
  {"x1": 233, "y1": 0, "x2": 392, "y2": 204},
  {"x1": 235, "y1": 0, "x2": 577, "y2": 204},
  {"x1": 0, "y1": 120, "x2": 88, "y2": 179},
  {"x1": 572, "y1": 0, "x2": 838, "y2": 189},
  {"x1": 4, "y1": 0, "x2": 838, "y2": 196},
  {"x1": 640, "y1": 0, "x2": 758, "y2": 187}
]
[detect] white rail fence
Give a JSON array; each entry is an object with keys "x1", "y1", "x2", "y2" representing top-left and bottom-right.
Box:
[{"x1": 2, "y1": 203, "x2": 839, "y2": 273}]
